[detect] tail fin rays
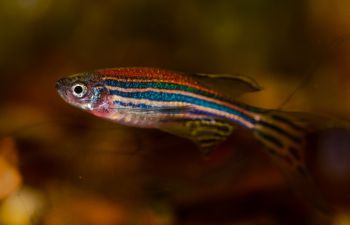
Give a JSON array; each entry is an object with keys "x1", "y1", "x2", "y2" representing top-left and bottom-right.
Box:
[{"x1": 253, "y1": 110, "x2": 332, "y2": 214}]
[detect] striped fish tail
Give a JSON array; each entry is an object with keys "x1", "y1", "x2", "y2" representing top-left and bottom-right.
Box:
[
  {"x1": 253, "y1": 110, "x2": 308, "y2": 171},
  {"x1": 253, "y1": 110, "x2": 350, "y2": 168},
  {"x1": 252, "y1": 110, "x2": 332, "y2": 213}
]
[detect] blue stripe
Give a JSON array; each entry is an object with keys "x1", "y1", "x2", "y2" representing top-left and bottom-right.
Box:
[
  {"x1": 113, "y1": 100, "x2": 250, "y2": 128},
  {"x1": 113, "y1": 100, "x2": 222, "y2": 117},
  {"x1": 114, "y1": 100, "x2": 155, "y2": 109},
  {"x1": 104, "y1": 79, "x2": 217, "y2": 98},
  {"x1": 105, "y1": 80, "x2": 194, "y2": 91},
  {"x1": 110, "y1": 90, "x2": 255, "y2": 125},
  {"x1": 113, "y1": 100, "x2": 217, "y2": 117},
  {"x1": 105, "y1": 79, "x2": 257, "y2": 113}
]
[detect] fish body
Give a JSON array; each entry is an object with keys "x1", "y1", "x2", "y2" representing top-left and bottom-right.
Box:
[
  {"x1": 56, "y1": 68, "x2": 306, "y2": 164},
  {"x1": 97, "y1": 69, "x2": 258, "y2": 128},
  {"x1": 61, "y1": 68, "x2": 256, "y2": 126}
]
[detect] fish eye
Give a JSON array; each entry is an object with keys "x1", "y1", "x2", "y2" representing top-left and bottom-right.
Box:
[{"x1": 71, "y1": 83, "x2": 87, "y2": 98}]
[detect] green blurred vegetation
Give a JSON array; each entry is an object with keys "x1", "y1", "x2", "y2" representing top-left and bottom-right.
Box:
[{"x1": 0, "y1": 0, "x2": 350, "y2": 224}]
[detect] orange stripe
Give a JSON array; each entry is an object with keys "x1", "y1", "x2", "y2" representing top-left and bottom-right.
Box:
[
  {"x1": 96, "y1": 67, "x2": 188, "y2": 80},
  {"x1": 96, "y1": 68, "x2": 210, "y2": 89}
]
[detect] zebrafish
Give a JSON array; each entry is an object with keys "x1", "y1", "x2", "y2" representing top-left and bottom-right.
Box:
[{"x1": 55, "y1": 67, "x2": 345, "y2": 212}]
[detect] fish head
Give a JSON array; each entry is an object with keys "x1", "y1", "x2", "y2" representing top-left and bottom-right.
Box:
[{"x1": 56, "y1": 72, "x2": 110, "y2": 113}]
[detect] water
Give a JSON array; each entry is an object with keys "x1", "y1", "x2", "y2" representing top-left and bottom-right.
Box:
[{"x1": 0, "y1": 0, "x2": 350, "y2": 224}]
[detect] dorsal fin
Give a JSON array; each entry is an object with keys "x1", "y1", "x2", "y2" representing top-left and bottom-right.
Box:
[{"x1": 191, "y1": 73, "x2": 262, "y2": 98}]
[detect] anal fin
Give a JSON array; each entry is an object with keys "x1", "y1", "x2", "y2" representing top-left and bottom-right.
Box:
[{"x1": 160, "y1": 119, "x2": 235, "y2": 154}]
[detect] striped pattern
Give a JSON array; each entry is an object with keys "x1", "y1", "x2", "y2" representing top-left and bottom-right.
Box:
[
  {"x1": 99, "y1": 68, "x2": 259, "y2": 128},
  {"x1": 95, "y1": 68, "x2": 307, "y2": 167},
  {"x1": 185, "y1": 119, "x2": 234, "y2": 151},
  {"x1": 254, "y1": 111, "x2": 306, "y2": 168}
]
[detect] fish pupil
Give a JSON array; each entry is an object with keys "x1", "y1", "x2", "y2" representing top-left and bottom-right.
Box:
[{"x1": 74, "y1": 85, "x2": 83, "y2": 94}]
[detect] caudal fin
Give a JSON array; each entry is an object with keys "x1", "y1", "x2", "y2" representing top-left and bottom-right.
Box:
[
  {"x1": 253, "y1": 110, "x2": 308, "y2": 171},
  {"x1": 252, "y1": 110, "x2": 336, "y2": 215}
]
